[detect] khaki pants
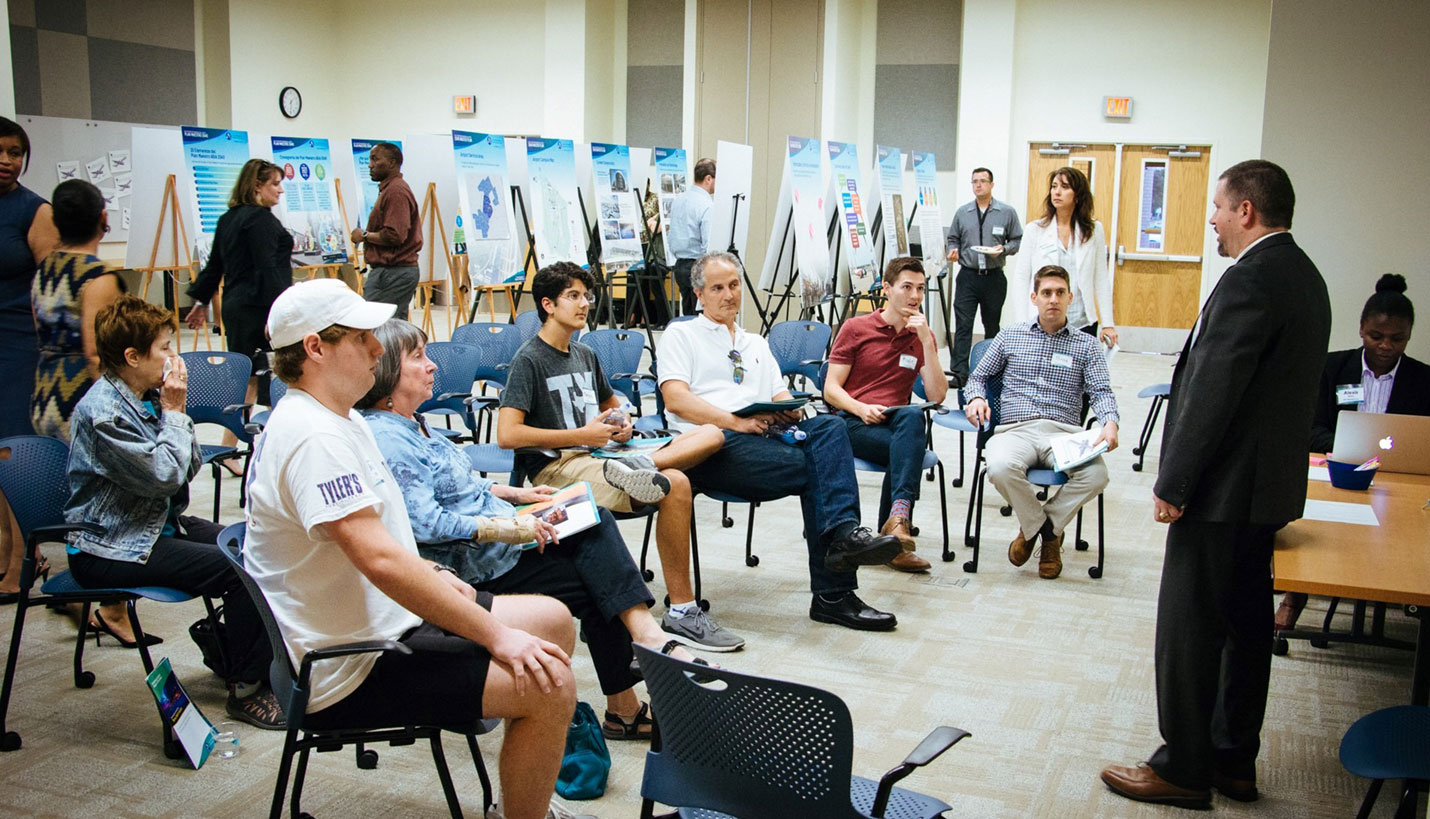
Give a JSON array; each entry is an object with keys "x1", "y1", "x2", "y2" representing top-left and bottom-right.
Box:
[
  {"x1": 532, "y1": 451, "x2": 637, "y2": 513},
  {"x1": 984, "y1": 419, "x2": 1108, "y2": 539}
]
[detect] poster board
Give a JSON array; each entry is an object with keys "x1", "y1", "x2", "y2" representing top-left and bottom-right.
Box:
[
  {"x1": 180, "y1": 127, "x2": 251, "y2": 268},
  {"x1": 19, "y1": 115, "x2": 134, "y2": 245},
  {"x1": 400, "y1": 132, "x2": 460, "y2": 287},
  {"x1": 826, "y1": 140, "x2": 876, "y2": 291},
  {"x1": 126, "y1": 125, "x2": 186, "y2": 272},
  {"x1": 589, "y1": 143, "x2": 643, "y2": 266},
  {"x1": 652, "y1": 147, "x2": 688, "y2": 266},
  {"x1": 628, "y1": 146, "x2": 653, "y2": 199},
  {"x1": 912, "y1": 151, "x2": 946, "y2": 269},
  {"x1": 875, "y1": 145, "x2": 909, "y2": 259},
  {"x1": 709, "y1": 140, "x2": 753, "y2": 262},
  {"x1": 525, "y1": 138, "x2": 587, "y2": 267},
  {"x1": 452, "y1": 130, "x2": 522, "y2": 286},
  {"x1": 270, "y1": 136, "x2": 347, "y2": 266},
  {"x1": 787, "y1": 136, "x2": 831, "y2": 307}
]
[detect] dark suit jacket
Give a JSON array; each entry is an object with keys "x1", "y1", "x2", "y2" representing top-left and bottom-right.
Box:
[
  {"x1": 1309, "y1": 349, "x2": 1430, "y2": 452},
  {"x1": 1154, "y1": 233, "x2": 1331, "y2": 525}
]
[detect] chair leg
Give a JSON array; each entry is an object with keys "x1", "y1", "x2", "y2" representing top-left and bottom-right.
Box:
[
  {"x1": 689, "y1": 502, "x2": 707, "y2": 611},
  {"x1": 937, "y1": 461, "x2": 951, "y2": 562},
  {"x1": 212, "y1": 464, "x2": 223, "y2": 521},
  {"x1": 743, "y1": 503, "x2": 759, "y2": 568},
  {"x1": 128, "y1": 600, "x2": 178, "y2": 758},
  {"x1": 1392, "y1": 779, "x2": 1419, "y2": 819},
  {"x1": 268, "y1": 730, "x2": 302, "y2": 819},
  {"x1": 291, "y1": 747, "x2": 313, "y2": 819},
  {"x1": 72, "y1": 601, "x2": 95, "y2": 689},
  {"x1": 1355, "y1": 778, "x2": 1383, "y2": 819},
  {"x1": 429, "y1": 733, "x2": 465, "y2": 818},
  {"x1": 0, "y1": 589, "x2": 32, "y2": 751},
  {"x1": 466, "y1": 733, "x2": 494, "y2": 812},
  {"x1": 639, "y1": 515, "x2": 656, "y2": 582}
]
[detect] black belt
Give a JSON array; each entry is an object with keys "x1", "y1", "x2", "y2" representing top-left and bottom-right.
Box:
[{"x1": 960, "y1": 265, "x2": 1003, "y2": 277}]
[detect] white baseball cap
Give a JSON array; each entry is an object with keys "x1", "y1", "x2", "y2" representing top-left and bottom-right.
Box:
[{"x1": 266, "y1": 279, "x2": 397, "y2": 348}]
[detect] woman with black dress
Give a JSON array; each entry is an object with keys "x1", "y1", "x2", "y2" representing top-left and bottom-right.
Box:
[{"x1": 184, "y1": 159, "x2": 292, "y2": 455}]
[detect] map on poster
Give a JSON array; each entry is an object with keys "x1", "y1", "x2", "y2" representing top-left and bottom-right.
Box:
[
  {"x1": 826, "y1": 140, "x2": 876, "y2": 291},
  {"x1": 912, "y1": 151, "x2": 946, "y2": 267},
  {"x1": 526, "y1": 138, "x2": 587, "y2": 267},
  {"x1": 181, "y1": 126, "x2": 250, "y2": 267},
  {"x1": 876, "y1": 145, "x2": 909, "y2": 257},
  {"x1": 652, "y1": 147, "x2": 687, "y2": 266},
  {"x1": 352, "y1": 138, "x2": 401, "y2": 226},
  {"x1": 452, "y1": 130, "x2": 522, "y2": 286},
  {"x1": 271, "y1": 137, "x2": 347, "y2": 266},
  {"x1": 589, "y1": 143, "x2": 642, "y2": 266},
  {"x1": 788, "y1": 136, "x2": 831, "y2": 307}
]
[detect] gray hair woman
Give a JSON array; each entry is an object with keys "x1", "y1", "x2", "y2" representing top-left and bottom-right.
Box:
[{"x1": 356, "y1": 318, "x2": 708, "y2": 741}]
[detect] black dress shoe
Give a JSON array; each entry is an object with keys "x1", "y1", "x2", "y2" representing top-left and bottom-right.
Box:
[
  {"x1": 824, "y1": 527, "x2": 902, "y2": 572},
  {"x1": 809, "y1": 593, "x2": 897, "y2": 631},
  {"x1": 1212, "y1": 770, "x2": 1258, "y2": 802}
]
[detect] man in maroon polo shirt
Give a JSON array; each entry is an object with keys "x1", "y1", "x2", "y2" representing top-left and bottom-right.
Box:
[
  {"x1": 823, "y1": 256, "x2": 949, "y2": 572},
  {"x1": 351, "y1": 142, "x2": 422, "y2": 319}
]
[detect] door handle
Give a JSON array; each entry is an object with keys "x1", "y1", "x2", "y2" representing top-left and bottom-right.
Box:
[{"x1": 1116, "y1": 245, "x2": 1202, "y2": 266}]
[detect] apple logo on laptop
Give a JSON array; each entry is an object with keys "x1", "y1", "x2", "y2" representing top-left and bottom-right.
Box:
[{"x1": 1379, "y1": 435, "x2": 1395, "y2": 451}]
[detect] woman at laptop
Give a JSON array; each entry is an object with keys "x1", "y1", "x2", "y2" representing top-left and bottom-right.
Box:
[{"x1": 1279, "y1": 273, "x2": 1428, "y2": 634}]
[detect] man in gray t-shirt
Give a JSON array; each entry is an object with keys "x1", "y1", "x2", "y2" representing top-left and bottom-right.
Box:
[{"x1": 501, "y1": 336, "x2": 616, "y2": 483}]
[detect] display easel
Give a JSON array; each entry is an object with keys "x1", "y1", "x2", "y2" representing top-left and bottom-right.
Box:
[
  {"x1": 415, "y1": 181, "x2": 456, "y2": 338},
  {"x1": 839, "y1": 204, "x2": 887, "y2": 325},
  {"x1": 293, "y1": 178, "x2": 357, "y2": 284},
  {"x1": 759, "y1": 205, "x2": 841, "y2": 334},
  {"x1": 134, "y1": 173, "x2": 213, "y2": 350}
]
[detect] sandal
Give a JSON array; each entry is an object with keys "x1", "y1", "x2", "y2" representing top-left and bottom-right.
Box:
[{"x1": 602, "y1": 701, "x2": 655, "y2": 741}]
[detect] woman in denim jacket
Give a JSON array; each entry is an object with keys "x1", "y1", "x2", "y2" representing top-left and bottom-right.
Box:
[{"x1": 65, "y1": 295, "x2": 283, "y2": 729}]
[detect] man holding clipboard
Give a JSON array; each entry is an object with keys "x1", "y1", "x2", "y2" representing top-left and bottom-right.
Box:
[{"x1": 658, "y1": 253, "x2": 904, "y2": 632}]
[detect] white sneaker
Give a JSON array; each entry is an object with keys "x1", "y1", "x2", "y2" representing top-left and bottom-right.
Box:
[
  {"x1": 601, "y1": 458, "x2": 671, "y2": 505},
  {"x1": 485, "y1": 800, "x2": 599, "y2": 819},
  {"x1": 661, "y1": 607, "x2": 746, "y2": 652}
]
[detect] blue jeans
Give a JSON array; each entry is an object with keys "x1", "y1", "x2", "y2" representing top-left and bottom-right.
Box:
[
  {"x1": 685, "y1": 413, "x2": 861, "y2": 596},
  {"x1": 840, "y1": 406, "x2": 926, "y2": 522}
]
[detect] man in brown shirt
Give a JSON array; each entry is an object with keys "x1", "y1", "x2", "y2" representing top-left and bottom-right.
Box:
[{"x1": 351, "y1": 142, "x2": 422, "y2": 319}]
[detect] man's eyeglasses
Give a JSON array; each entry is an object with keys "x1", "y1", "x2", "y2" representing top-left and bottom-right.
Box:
[
  {"x1": 561, "y1": 291, "x2": 597, "y2": 305},
  {"x1": 728, "y1": 349, "x2": 745, "y2": 384}
]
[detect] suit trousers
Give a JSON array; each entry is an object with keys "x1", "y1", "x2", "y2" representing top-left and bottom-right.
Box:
[
  {"x1": 984, "y1": 419, "x2": 1108, "y2": 539},
  {"x1": 1148, "y1": 518, "x2": 1279, "y2": 788},
  {"x1": 950, "y1": 266, "x2": 1007, "y2": 380}
]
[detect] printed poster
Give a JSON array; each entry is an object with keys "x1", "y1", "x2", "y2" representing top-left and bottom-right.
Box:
[
  {"x1": 876, "y1": 145, "x2": 909, "y2": 257},
  {"x1": 452, "y1": 130, "x2": 522, "y2": 286},
  {"x1": 271, "y1": 137, "x2": 347, "y2": 266},
  {"x1": 652, "y1": 147, "x2": 687, "y2": 266},
  {"x1": 827, "y1": 140, "x2": 876, "y2": 291},
  {"x1": 912, "y1": 151, "x2": 946, "y2": 268},
  {"x1": 589, "y1": 143, "x2": 642, "y2": 266},
  {"x1": 181, "y1": 126, "x2": 250, "y2": 267},
  {"x1": 525, "y1": 138, "x2": 587, "y2": 267},
  {"x1": 352, "y1": 138, "x2": 402, "y2": 225},
  {"x1": 788, "y1": 136, "x2": 831, "y2": 307}
]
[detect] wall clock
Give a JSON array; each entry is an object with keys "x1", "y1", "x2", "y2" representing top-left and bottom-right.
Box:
[{"x1": 279, "y1": 86, "x2": 302, "y2": 119}]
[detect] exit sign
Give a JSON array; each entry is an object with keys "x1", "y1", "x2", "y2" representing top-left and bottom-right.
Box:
[
  {"x1": 453, "y1": 95, "x2": 476, "y2": 115},
  {"x1": 1103, "y1": 96, "x2": 1132, "y2": 119}
]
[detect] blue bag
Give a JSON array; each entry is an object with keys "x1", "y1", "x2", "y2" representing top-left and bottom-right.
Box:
[{"x1": 556, "y1": 701, "x2": 611, "y2": 800}]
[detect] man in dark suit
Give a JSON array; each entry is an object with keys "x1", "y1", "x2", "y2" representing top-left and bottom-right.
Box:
[{"x1": 1101, "y1": 160, "x2": 1331, "y2": 809}]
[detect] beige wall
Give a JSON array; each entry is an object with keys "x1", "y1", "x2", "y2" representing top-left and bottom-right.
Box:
[{"x1": 1262, "y1": 0, "x2": 1430, "y2": 361}]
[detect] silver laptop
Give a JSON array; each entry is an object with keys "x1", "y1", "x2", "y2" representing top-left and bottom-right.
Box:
[{"x1": 1332, "y1": 411, "x2": 1430, "y2": 475}]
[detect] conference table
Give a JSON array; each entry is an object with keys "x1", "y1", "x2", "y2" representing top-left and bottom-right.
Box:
[{"x1": 1273, "y1": 470, "x2": 1430, "y2": 705}]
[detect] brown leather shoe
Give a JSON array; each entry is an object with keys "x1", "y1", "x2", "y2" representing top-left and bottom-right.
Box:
[
  {"x1": 887, "y1": 549, "x2": 930, "y2": 573},
  {"x1": 1100, "y1": 763, "x2": 1211, "y2": 810},
  {"x1": 1008, "y1": 531, "x2": 1035, "y2": 566},
  {"x1": 1212, "y1": 770, "x2": 1259, "y2": 802},
  {"x1": 879, "y1": 516, "x2": 916, "y2": 550},
  {"x1": 1038, "y1": 532, "x2": 1064, "y2": 579}
]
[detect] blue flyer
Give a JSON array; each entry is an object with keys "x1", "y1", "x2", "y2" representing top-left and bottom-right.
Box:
[
  {"x1": 181, "y1": 126, "x2": 250, "y2": 267},
  {"x1": 452, "y1": 130, "x2": 522, "y2": 285},
  {"x1": 271, "y1": 136, "x2": 347, "y2": 266}
]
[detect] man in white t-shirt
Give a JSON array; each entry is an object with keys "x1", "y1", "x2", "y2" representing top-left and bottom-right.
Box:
[
  {"x1": 245, "y1": 279, "x2": 577, "y2": 819},
  {"x1": 658, "y1": 252, "x2": 904, "y2": 632}
]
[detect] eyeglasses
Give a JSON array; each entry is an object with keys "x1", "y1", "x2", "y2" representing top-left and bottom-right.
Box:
[
  {"x1": 727, "y1": 349, "x2": 745, "y2": 384},
  {"x1": 561, "y1": 291, "x2": 597, "y2": 305}
]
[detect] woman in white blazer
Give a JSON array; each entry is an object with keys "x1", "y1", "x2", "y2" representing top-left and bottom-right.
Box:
[{"x1": 1009, "y1": 167, "x2": 1118, "y2": 347}]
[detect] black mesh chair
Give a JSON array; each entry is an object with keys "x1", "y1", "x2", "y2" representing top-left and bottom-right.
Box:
[
  {"x1": 217, "y1": 523, "x2": 496, "y2": 819},
  {"x1": 634, "y1": 644, "x2": 969, "y2": 818}
]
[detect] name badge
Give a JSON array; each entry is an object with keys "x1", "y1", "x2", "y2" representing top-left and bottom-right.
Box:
[
  {"x1": 992, "y1": 225, "x2": 1005, "y2": 237},
  {"x1": 899, "y1": 354, "x2": 917, "y2": 370},
  {"x1": 1336, "y1": 384, "x2": 1364, "y2": 405},
  {"x1": 1051, "y1": 353, "x2": 1074, "y2": 368}
]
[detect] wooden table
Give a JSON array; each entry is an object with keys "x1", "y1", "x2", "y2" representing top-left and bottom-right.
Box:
[{"x1": 1273, "y1": 471, "x2": 1430, "y2": 704}]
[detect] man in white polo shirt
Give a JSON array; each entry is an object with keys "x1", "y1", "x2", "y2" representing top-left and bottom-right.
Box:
[
  {"x1": 244, "y1": 279, "x2": 578, "y2": 819},
  {"x1": 657, "y1": 252, "x2": 903, "y2": 631}
]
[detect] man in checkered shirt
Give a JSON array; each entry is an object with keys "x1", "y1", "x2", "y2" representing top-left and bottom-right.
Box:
[{"x1": 963, "y1": 264, "x2": 1120, "y2": 579}]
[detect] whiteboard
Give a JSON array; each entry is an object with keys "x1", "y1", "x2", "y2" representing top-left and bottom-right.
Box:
[{"x1": 18, "y1": 114, "x2": 136, "y2": 246}]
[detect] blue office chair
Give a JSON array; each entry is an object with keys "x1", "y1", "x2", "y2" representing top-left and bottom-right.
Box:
[
  {"x1": 634, "y1": 644, "x2": 969, "y2": 819},
  {"x1": 464, "y1": 442, "x2": 514, "y2": 477},
  {"x1": 1339, "y1": 705, "x2": 1430, "y2": 819},
  {"x1": 181, "y1": 351, "x2": 254, "y2": 519},
  {"x1": 1131, "y1": 382, "x2": 1171, "y2": 472},
  {"x1": 246, "y1": 377, "x2": 289, "y2": 435},
  {"x1": 767, "y1": 319, "x2": 832, "y2": 397},
  {"x1": 0, "y1": 435, "x2": 220, "y2": 759},
  {"x1": 217, "y1": 524, "x2": 497, "y2": 819},
  {"x1": 583, "y1": 328, "x2": 650, "y2": 413},
  {"x1": 513, "y1": 309, "x2": 580, "y2": 347},
  {"x1": 419, "y1": 341, "x2": 488, "y2": 442}
]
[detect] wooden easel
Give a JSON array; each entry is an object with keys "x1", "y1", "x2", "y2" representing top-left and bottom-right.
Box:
[
  {"x1": 134, "y1": 174, "x2": 213, "y2": 350},
  {"x1": 415, "y1": 181, "x2": 456, "y2": 338}
]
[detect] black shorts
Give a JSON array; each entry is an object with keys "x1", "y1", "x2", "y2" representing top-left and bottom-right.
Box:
[{"x1": 304, "y1": 592, "x2": 495, "y2": 731}]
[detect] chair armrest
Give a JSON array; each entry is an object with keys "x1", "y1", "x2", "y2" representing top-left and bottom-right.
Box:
[
  {"x1": 633, "y1": 427, "x2": 679, "y2": 439},
  {"x1": 296, "y1": 640, "x2": 412, "y2": 688},
  {"x1": 436, "y1": 391, "x2": 472, "y2": 402},
  {"x1": 222, "y1": 402, "x2": 254, "y2": 416},
  {"x1": 28, "y1": 521, "x2": 102, "y2": 548},
  {"x1": 798, "y1": 358, "x2": 826, "y2": 368},
  {"x1": 611, "y1": 372, "x2": 657, "y2": 385},
  {"x1": 463, "y1": 395, "x2": 500, "y2": 408},
  {"x1": 244, "y1": 422, "x2": 264, "y2": 435},
  {"x1": 871, "y1": 726, "x2": 970, "y2": 818},
  {"x1": 515, "y1": 446, "x2": 560, "y2": 459}
]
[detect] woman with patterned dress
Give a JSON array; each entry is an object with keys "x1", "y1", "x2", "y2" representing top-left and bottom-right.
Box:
[{"x1": 0, "y1": 116, "x2": 59, "y2": 604}]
